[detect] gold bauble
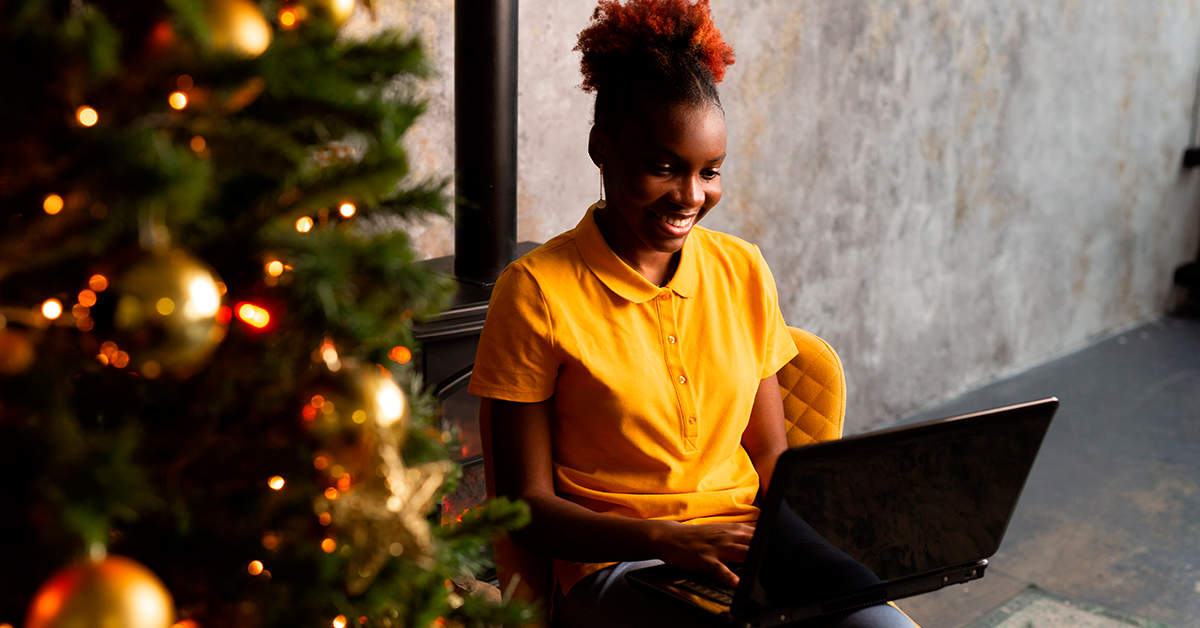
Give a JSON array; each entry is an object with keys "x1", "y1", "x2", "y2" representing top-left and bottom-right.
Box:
[
  {"x1": 0, "y1": 329, "x2": 35, "y2": 375},
  {"x1": 303, "y1": 358, "x2": 409, "y2": 481},
  {"x1": 316, "y1": 0, "x2": 356, "y2": 27},
  {"x1": 25, "y1": 556, "x2": 175, "y2": 628},
  {"x1": 206, "y1": 0, "x2": 272, "y2": 58},
  {"x1": 92, "y1": 249, "x2": 227, "y2": 377}
]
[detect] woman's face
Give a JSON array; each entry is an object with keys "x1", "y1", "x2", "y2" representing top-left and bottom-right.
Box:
[{"x1": 594, "y1": 101, "x2": 727, "y2": 258}]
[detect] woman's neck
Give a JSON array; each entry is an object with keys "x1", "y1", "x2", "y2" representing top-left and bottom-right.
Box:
[{"x1": 594, "y1": 207, "x2": 681, "y2": 287}]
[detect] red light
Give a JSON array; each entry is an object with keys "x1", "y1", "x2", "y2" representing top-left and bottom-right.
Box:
[
  {"x1": 236, "y1": 302, "x2": 270, "y2": 329},
  {"x1": 216, "y1": 305, "x2": 233, "y2": 324}
]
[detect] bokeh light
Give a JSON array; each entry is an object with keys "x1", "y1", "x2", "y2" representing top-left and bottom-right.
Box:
[
  {"x1": 313, "y1": 456, "x2": 328, "y2": 470},
  {"x1": 338, "y1": 202, "x2": 356, "y2": 218},
  {"x1": 156, "y1": 298, "x2": 175, "y2": 316},
  {"x1": 318, "y1": 512, "x2": 332, "y2": 525},
  {"x1": 296, "y1": 216, "x2": 313, "y2": 233},
  {"x1": 89, "y1": 274, "x2": 108, "y2": 292},
  {"x1": 279, "y1": 8, "x2": 297, "y2": 27},
  {"x1": 333, "y1": 615, "x2": 346, "y2": 628},
  {"x1": 76, "y1": 106, "x2": 98, "y2": 127},
  {"x1": 177, "y1": 75, "x2": 194, "y2": 90},
  {"x1": 190, "y1": 136, "x2": 207, "y2": 153},
  {"x1": 262, "y1": 531, "x2": 279, "y2": 550},
  {"x1": 78, "y1": 289, "x2": 97, "y2": 307},
  {"x1": 321, "y1": 538, "x2": 337, "y2": 553},
  {"x1": 43, "y1": 194, "x2": 64, "y2": 215},
  {"x1": 324, "y1": 487, "x2": 339, "y2": 500},
  {"x1": 236, "y1": 302, "x2": 270, "y2": 329},
  {"x1": 41, "y1": 299, "x2": 62, "y2": 320},
  {"x1": 268, "y1": 476, "x2": 285, "y2": 490},
  {"x1": 247, "y1": 560, "x2": 264, "y2": 576},
  {"x1": 112, "y1": 351, "x2": 130, "y2": 368},
  {"x1": 266, "y1": 260, "x2": 283, "y2": 277},
  {"x1": 169, "y1": 91, "x2": 189, "y2": 110}
]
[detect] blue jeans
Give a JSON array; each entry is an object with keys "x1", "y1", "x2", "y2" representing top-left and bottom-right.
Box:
[{"x1": 552, "y1": 559, "x2": 917, "y2": 628}]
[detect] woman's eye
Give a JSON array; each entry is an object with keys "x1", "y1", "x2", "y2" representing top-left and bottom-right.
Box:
[
  {"x1": 649, "y1": 164, "x2": 672, "y2": 175},
  {"x1": 702, "y1": 170, "x2": 720, "y2": 180}
]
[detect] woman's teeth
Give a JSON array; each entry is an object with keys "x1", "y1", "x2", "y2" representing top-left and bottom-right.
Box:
[{"x1": 656, "y1": 213, "x2": 691, "y2": 228}]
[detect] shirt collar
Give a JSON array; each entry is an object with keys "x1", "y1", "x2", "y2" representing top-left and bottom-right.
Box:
[{"x1": 574, "y1": 205, "x2": 698, "y2": 304}]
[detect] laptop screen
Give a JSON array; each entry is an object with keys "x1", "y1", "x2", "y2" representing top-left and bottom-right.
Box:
[{"x1": 741, "y1": 399, "x2": 1056, "y2": 610}]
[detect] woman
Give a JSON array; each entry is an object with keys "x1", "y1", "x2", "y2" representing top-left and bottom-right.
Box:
[{"x1": 468, "y1": 2, "x2": 914, "y2": 626}]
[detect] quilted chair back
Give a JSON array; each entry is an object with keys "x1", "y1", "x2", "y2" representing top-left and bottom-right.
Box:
[{"x1": 477, "y1": 327, "x2": 847, "y2": 623}]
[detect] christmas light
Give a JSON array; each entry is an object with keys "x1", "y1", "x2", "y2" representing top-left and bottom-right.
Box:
[
  {"x1": 43, "y1": 194, "x2": 64, "y2": 215},
  {"x1": 333, "y1": 615, "x2": 347, "y2": 628},
  {"x1": 261, "y1": 532, "x2": 279, "y2": 550},
  {"x1": 311, "y1": 394, "x2": 325, "y2": 408},
  {"x1": 169, "y1": 92, "x2": 189, "y2": 110},
  {"x1": 324, "y1": 487, "x2": 339, "y2": 500},
  {"x1": 236, "y1": 302, "x2": 270, "y2": 329},
  {"x1": 322, "y1": 538, "x2": 337, "y2": 553},
  {"x1": 177, "y1": 75, "x2": 194, "y2": 90},
  {"x1": 339, "y1": 202, "x2": 356, "y2": 217},
  {"x1": 41, "y1": 299, "x2": 62, "y2": 320},
  {"x1": 78, "y1": 290, "x2": 97, "y2": 307},
  {"x1": 216, "y1": 306, "x2": 233, "y2": 325},
  {"x1": 97, "y1": 353, "x2": 109, "y2": 365},
  {"x1": 352, "y1": 410, "x2": 366, "y2": 424},
  {"x1": 89, "y1": 274, "x2": 108, "y2": 292},
  {"x1": 172, "y1": 620, "x2": 200, "y2": 628},
  {"x1": 190, "y1": 136, "x2": 207, "y2": 153},
  {"x1": 112, "y1": 351, "x2": 130, "y2": 368},
  {"x1": 77, "y1": 316, "x2": 94, "y2": 332},
  {"x1": 247, "y1": 560, "x2": 264, "y2": 575},
  {"x1": 72, "y1": 303, "x2": 89, "y2": 319},
  {"x1": 337, "y1": 474, "x2": 351, "y2": 490},
  {"x1": 76, "y1": 106, "x2": 98, "y2": 127},
  {"x1": 266, "y1": 260, "x2": 284, "y2": 277},
  {"x1": 296, "y1": 216, "x2": 314, "y2": 232},
  {"x1": 302, "y1": 405, "x2": 317, "y2": 420},
  {"x1": 156, "y1": 298, "x2": 176, "y2": 316},
  {"x1": 279, "y1": 8, "x2": 298, "y2": 27},
  {"x1": 268, "y1": 476, "x2": 285, "y2": 490},
  {"x1": 319, "y1": 512, "x2": 332, "y2": 525},
  {"x1": 142, "y1": 361, "x2": 163, "y2": 379},
  {"x1": 314, "y1": 456, "x2": 328, "y2": 470},
  {"x1": 388, "y1": 346, "x2": 412, "y2": 364}
]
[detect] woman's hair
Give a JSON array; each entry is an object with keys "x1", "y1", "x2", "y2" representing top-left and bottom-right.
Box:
[{"x1": 575, "y1": 0, "x2": 735, "y2": 133}]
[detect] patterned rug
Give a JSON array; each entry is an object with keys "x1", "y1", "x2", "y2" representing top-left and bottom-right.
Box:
[{"x1": 964, "y1": 586, "x2": 1173, "y2": 628}]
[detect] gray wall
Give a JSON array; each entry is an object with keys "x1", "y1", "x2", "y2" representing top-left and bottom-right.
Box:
[{"x1": 347, "y1": 0, "x2": 1200, "y2": 432}]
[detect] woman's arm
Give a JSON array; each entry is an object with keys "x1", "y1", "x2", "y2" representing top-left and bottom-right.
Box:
[
  {"x1": 740, "y1": 374, "x2": 789, "y2": 499},
  {"x1": 489, "y1": 397, "x2": 755, "y2": 587}
]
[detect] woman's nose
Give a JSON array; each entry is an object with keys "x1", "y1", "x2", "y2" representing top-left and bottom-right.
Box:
[{"x1": 674, "y1": 174, "x2": 704, "y2": 208}]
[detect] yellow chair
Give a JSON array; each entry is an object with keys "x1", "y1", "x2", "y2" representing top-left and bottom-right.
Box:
[{"x1": 478, "y1": 327, "x2": 850, "y2": 623}]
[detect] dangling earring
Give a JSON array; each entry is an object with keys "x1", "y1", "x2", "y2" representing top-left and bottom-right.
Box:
[{"x1": 597, "y1": 164, "x2": 607, "y2": 209}]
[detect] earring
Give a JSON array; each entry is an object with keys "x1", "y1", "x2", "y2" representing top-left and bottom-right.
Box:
[{"x1": 597, "y1": 164, "x2": 607, "y2": 209}]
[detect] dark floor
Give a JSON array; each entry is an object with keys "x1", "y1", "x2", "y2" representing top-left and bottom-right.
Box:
[{"x1": 892, "y1": 315, "x2": 1200, "y2": 628}]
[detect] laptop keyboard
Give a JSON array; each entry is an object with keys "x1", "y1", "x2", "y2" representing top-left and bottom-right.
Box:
[{"x1": 672, "y1": 575, "x2": 735, "y2": 605}]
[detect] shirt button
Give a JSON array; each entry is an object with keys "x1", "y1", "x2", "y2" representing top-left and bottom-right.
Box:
[
  {"x1": 659, "y1": 292, "x2": 671, "y2": 300},
  {"x1": 678, "y1": 375, "x2": 687, "y2": 384},
  {"x1": 668, "y1": 335, "x2": 677, "y2": 344},
  {"x1": 688, "y1": 415, "x2": 697, "y2": 424}
]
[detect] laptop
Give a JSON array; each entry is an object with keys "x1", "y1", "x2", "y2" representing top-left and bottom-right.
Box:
[{"x1": 627, "y1": 397, "x2": 1059, "y2": 627}]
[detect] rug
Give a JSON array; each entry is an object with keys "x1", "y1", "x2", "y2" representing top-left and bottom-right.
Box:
[{"x1": 964, "y1": 586, "x2": 1173, "y2": 628}]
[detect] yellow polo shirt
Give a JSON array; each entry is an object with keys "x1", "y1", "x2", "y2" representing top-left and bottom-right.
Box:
[{"x1": 468, "y1": 206, "x2": 798, "y2": 592}]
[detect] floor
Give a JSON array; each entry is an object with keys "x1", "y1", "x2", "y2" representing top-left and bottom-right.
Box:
[{"x1": 892, "y1": 315, "x2": 1200, "y2": 628}]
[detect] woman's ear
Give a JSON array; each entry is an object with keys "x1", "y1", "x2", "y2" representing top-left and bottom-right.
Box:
[{"x1": 588, "y1": 125, "x2": 609, "y2": 168}]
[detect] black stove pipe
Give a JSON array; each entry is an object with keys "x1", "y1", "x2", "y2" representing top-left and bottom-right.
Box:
[{"x1": 454, "y1": 0, "x2": 519, "y2": 285}]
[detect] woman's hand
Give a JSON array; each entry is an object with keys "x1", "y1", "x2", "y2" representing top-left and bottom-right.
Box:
[{"x1": 654, "y1": 521, "x2": 755, "y2": 588}]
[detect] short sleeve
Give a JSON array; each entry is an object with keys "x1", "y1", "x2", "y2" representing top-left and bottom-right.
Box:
[
  {"x1": 754, "y1": 245, "x2": 799, "y2": 380},
  {"x1": 467, "y1": 263, "x2": 560, "y2": 402}
]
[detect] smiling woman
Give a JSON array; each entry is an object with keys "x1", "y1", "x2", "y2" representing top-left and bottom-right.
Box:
[{"x1": 466, "y1": 2, "x2": 913, "y2": 627}]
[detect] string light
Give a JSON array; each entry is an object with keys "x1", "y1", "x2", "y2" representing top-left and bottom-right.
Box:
[
  {"x1": 388, "y1": 346, "x2": 412, "y2": 364},
  {"x1": 236, "y1": 302, "x2": 270, "y2": 329},
  {"x1": 302, "y1": 405, "x2": 317, "y2": 420},
  {"x1": 318, "y1": 512, "x2": 332, "y2": 525},
  {"x1": 324, "y1": 487, "x2": 339, "y2": 500},
  {"x1": 41, "y1": 299, "x2": 62, "y2": 320},
  {"x1": 76, "y1": 106, "x2": 98, "y2": 127},
  {"x1": 247, "y1": 560, "x2": 264, "y2": 576},
  {"x1": 321, "y1": 538, "x2": 337, "y2": 553},
  {"x1": 268, "y1": 476, "x2": 285, "y2": 490},
  {"x1": 338, "y1": 202, "x2": 356, "y2": 218},
  {"x1": 313, "y1": 456, "x2": 328, "y2": 470},
  {"x1": 296, "y1": 216, "x2": 313, "y2": 233},
  {"x1": 262, "y1": 531, "x2": 280, "y2": 550},
  {"x1": 112, "y1": 351, "x2": 130, "y2": 368},
  {"x1": 266, "y1": 260, "x2": 284, "y2": 277},
  {"x1": 89, "y1": 274, "x2": 108, "y2": 292},
  {"x1": 169, "y1": 91, "x2": 189, "y2": 110},
  {"x1": 216, "y1": 306, "x2": 233, "y2": 324},
  {"x1": 172, "y1": 620, "x2": 200, "y2": 628},
  {"x1": 43, "y1": 194, "x2": 64, "y2": 215},
  {"x1": 78, "y1": 289, "x2": 97, "y2": 307},
  {"x1": 177, "y1": 75, "x2": 194, "y2": 90},
  {"x1": 190, "y1": 136, "x2": 207, "y2": 153},
  {"x1": 72, "y1": 304, "x2": 90, "y2": 319},
  {"x1": 333, "y1": 616, "x2": 347, "y2": 628},
  {"x1": 279, "y1": 8, "x2": 298, "y2": 27},
  {"x1": 156, "y1": 298, "x2": 175, "y2": 315}
]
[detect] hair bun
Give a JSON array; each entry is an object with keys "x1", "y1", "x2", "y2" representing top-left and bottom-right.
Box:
[{"x1": 575, "y1": 0, "x2": 735, "y2": 94}]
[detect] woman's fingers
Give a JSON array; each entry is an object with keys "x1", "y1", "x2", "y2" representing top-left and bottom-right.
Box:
[{"x1": 657, "y1": 522, "x2": 757, "y2": 587}]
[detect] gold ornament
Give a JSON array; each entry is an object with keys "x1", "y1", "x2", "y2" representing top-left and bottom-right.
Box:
[
  {"x1": 25, "y1": 555, "x2": 175, "y2": 628},
  {"x1": 91, "y1": 249, "x2": 227, "y2": 377},
  {"x1": 304, "y1": 357, "x2": 449, "y2": 593},
  {"x1": 0, "y1": 329, "x2": 35, "y2": 375},
  {"x1": 206, "y1": 0, "x2": 272, "y2": 58},
  {"x1": 316, "y1": 0, "x2": 357, "y2": 27}
]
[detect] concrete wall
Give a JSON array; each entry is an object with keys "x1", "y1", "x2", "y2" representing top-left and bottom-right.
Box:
[{"x1": 347, "y1": 0, "x2": 1200, "y2": 432}]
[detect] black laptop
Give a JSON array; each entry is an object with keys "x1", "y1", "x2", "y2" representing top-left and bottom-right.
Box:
[{"x1": 627, "y1": 397, "x2": 1059, "y2": 627}]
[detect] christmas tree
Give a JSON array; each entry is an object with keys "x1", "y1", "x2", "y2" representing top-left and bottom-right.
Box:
[{"x1": 0, "y1": 1, "x2": 531, "y2": 627}]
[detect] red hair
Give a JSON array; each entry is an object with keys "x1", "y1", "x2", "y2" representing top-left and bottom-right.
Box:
[{"x1": 575, "y1": 0, "x2": 735, "y2": 93}]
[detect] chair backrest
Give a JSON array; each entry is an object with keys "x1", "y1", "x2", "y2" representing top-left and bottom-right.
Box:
[{"x1": 477, "y1": 327, "x2": 847, "y2": 614}]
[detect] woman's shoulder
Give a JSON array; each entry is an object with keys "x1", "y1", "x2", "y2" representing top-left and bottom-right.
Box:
[{"x1": 688, "y1": 225, "x2": 766, "y2": 267}]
